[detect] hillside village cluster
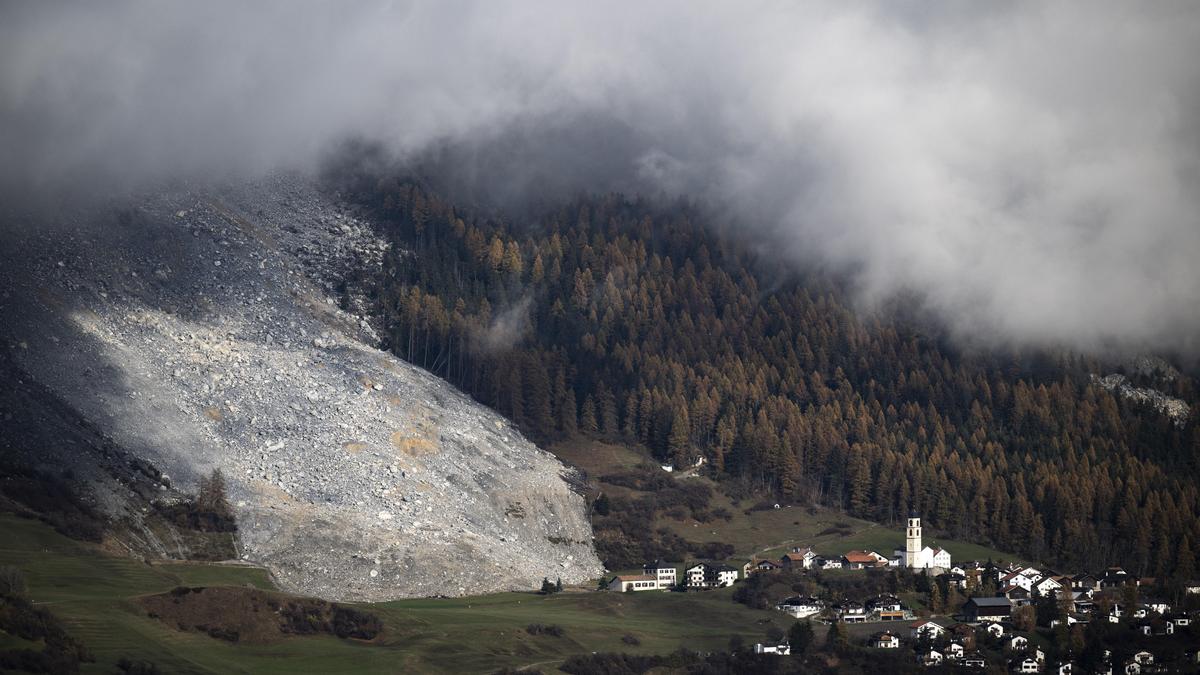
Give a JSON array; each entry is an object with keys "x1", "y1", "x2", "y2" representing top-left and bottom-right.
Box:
[{"x1": 604, "y1": 516, "x2": 1200, "y2": 673}]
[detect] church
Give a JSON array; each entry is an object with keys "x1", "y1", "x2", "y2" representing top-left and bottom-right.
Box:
[{"x1": 893, "y1": 514, "x2": 951, "y2": 571}]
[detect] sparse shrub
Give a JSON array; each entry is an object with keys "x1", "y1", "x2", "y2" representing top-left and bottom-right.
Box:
[
  {"x1": 525, "y1": 623, "x2": 565, "y2": 637},
  {"x1": 622, "y1": 633, "x2": 640, "y2": 645},
  {"x1": 0, "y1": 565, "x2": 27, "y2": 597}
]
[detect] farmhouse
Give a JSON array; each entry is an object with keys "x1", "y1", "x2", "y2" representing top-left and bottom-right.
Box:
[
  {"x1": 607, "y1": 574, "x2": 658, "y2": 592},
  {"x1": 743, "y1": 558, "x2": 782, "y2": 577},
  {"x1": 781, "y1": 547, "x2": 816, "y2": 569}
]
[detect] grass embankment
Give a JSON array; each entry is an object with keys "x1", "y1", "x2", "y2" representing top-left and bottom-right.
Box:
[{"x1": 0, "y1": 514, "x2": 784, "y2": 674}]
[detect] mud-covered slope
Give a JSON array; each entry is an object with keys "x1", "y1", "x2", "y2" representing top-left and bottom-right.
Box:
[{"x1": 0, "y1": 174, "x2": 602, "y2": 601}]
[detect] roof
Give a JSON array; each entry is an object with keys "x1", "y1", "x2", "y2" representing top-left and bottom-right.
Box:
[
  {"x1": 873, "y1": 632, "x2": 897, "y2": 640},
  {"x1": 968, "y1": 597, "x2": 1013, "y2": 606},
  {"x1": 644, "y1": 559, "x2": 673, "y2": 569},
  {"x1": 911, "y1": 619, "x2": 943, "y2": 629},
  {"x1": 614, "y1": 574, "x2": 656, "y2": 582},
  {"x1": 782, "y1": 552, "x2": 809, "y2": 561},
  {"x1": 843, "y1": 550, "x2": 878, "y2": 563},
  {"x1": 780, "y1": 595, "x2": 822, "y2": 606}
]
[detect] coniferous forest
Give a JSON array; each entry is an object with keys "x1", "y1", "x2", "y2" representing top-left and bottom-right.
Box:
[{"x1": 337, "y1": 172, "x2": 1199, "y2": 582}]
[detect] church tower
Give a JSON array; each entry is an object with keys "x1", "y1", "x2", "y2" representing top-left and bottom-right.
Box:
[{"x1": 905, "y1": 513, "x2": 922, "y2": 568}]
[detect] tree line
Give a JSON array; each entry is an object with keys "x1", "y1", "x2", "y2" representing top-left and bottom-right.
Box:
[{"x1": 337, "y1": 174, "x2": 1200, "y2": 580}]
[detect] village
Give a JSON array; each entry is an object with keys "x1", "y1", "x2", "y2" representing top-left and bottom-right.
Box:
[{"x1": 603, "y1": 515, "x2": 1200, "y2": 673}]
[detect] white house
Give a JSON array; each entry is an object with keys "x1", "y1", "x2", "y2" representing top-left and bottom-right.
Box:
[
  {"x1": 781, "y1": 547, "x2": 816, "y2": 569},
  {"x1": 834, "y1": 601, "x2": 867, "y2": 623},
  {"x1": 1012, "y1": 657, "x2": 1040, "y2": 673},
  {"x1": 777, "y1": 596, "x2": 823, "y2": 619},
  {"x1": 685, "y1": 562, "x2": 738, "y2": 589},
  {"x1": 1008, "y1": 635, "x2": 1029, "y2": 652},
  {"x1": 873, "y1": 632, "x2": 900, "y2": 649},
  {"x1": 923, "y1": 650, "x2": 944, "y2": 666},
  {"x1": 607, "y1": 574, "x2": 658, "y2": 592},
  {"x1": 911, "y1": 619, "x2": 945, "y2": 640},
  {"x1": 1034, "y1": 576, "x2": 1063, "y2": 596},
  {"x1": 816, "y1": 556, "x2": 843, "y2": 570},
  {"x1": 984, "y1": 622, "x2": 1006, "y2": 638},
  {"x1": 946, "y1": 642, "x2": 965, "y2": 660},
  {"x1": 642, "y1": 559, "x2": 676, "y2": 589}
]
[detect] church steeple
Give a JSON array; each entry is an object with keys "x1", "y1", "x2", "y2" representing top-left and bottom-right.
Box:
[{"x1": 905, "y1": 513, "x2": 922, "y2": 568}]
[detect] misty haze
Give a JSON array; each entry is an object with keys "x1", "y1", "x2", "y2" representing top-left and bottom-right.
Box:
[{"x1": 1, "y1": 2, "x2": 1198, "y2": 674}]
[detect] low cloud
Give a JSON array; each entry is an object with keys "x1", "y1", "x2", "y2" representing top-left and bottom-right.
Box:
[{"x1": 2, "y1": 1, "x2": 1198, "y2": 354}]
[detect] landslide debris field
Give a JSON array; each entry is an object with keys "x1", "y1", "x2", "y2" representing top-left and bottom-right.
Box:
[{"x1": 0, "y1": 173, "x2": 601, "y2": 600}]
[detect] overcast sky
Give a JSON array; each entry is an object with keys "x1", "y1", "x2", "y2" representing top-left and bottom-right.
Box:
[{"x1": 3, "y1": 1, "x2": 1199, "y2": 356}]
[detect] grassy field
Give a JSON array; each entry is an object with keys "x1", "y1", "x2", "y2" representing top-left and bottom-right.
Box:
[
  {"x1": 0, "y1": 514, "x2": 787, "y2": 674},
  {"x1": 556, "y1": 438, "x2": 1027, "y2": 569}
]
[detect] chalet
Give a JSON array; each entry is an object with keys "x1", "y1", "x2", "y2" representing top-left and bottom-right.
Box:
[
  {"x1": 872, "y1": 632, "x2": 900, "y2": 648},
  {"x1": 607, "y1": 574, "x2": 658, "y2": 592},
  {"x1": 1072, "y1": 573, "x2": 1101, "y2": 592},
  {"x1": 1011, "y1": 656, "x2": 1040, "y2": 673},
  {"x1": 1070, "y1": 591, "x2": 1094, "y2": 614},
  {"x1": 945, "y1": 641, "x2": 965, "y2": 660},
  {"x1": 1002, "y1": 572, "x2": 1035, "y2": 592},
  {"x1": 743, "y1": 558, "x2": 781, "y2": 578},
  {"x1": 1007, "y1": 635, "x2": 1029, "y2": 652},
  {"x1": 777, "y1": 595, "x2": 823, "y2": 619},
  {"x1": 984, "y1": 621, "x2": 1005, "y2": 638},
  {"x1": 867, "y1": 594, "x2": 905, "y2": 621},
  {"x1": 685, "y1": 562, "x2": 738, "y2": 589},
  {"x1": 843, "y1": 550, "x2": 886, "y2": 569},
  {"x1": 834, "y1": 600, "x2": 867, "y2": 623},
  {"x1": 781, "y1": 547, "x2": 816, "y2": 569},
  {"x1": 1122, "y1": 661, "x2": 1141, "y2": 675},
  {"x1": 643, "y1": 560, "x2": 677, "y2": 589},
  {"x1": 1100, "y1": 568, "x2": 1136, "y2": 589},
  {"x1": 1033, "y1": 576, "x2": 1063, "y2": 596},
  {"x1": 815, "y1": 556, "x2": 843, "y2": 570},
  {"x1": 922, "y1": 649, "x2": 944, "y2": 666},
  {"x1": 910, "y1": 619, "x2": 945, "y2": 640},
  {"x1": 964, "y1": 596, "x2": 1012, "y2": 622}
]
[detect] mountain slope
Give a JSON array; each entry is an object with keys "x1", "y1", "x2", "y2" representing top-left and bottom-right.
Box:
[{"x1": 0, "y1": 173, "x2": 601, "y2": 600}]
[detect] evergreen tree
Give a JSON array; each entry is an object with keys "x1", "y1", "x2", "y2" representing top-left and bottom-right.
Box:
[
  {"x1": 580, "y1": 395, "x2": 598, "y2": 434},
  {"x1": 788, "y1": 620, "x2": 814, "y2": 656}
]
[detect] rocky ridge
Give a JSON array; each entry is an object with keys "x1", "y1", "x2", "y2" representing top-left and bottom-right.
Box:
[{"x1": 0, "y1": 173, "x2": 602, "y2": 601}]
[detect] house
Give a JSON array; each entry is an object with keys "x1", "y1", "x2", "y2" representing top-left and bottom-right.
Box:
[
  {"x1": 843, "y1": 550, "x2": 886, "y2": 569},
  {"x1": 834, "y1": 600, "x2": 867, "y2": 623},
  {"x1": 872, "y1": 632, "x2": 900, "y2": 649},
  {"x1": 685, "y1": 562, "x2": 738, "y2": 589},
  {"x1": 1002, "y1": 572, "x2": 1035, "y2": 592},
  {"x1": 643, "y1": 560, "x2": 677, "y2": 589},
  {"x1": 984, "y1": 621, "x2": 1006, "y2": 638},
  {"x1": 1142, "y1": 599, "x2": 1170, "y2": 615},
  {"x1": 964, "y1": 596, "x2": 1012, "y2": 622},
  {"x1": 1122, "y1": 661, "x2": 1141, "y2": 675},
  {"x1": 1072, "y1": 573, "x2": 1100, "y2": 592},
  {"x1": 1005, "y1": 586, "x2": 1032, "y2": 606},
  {"x1": 867, "y1": 594, "x2": 905, "y2": 621},
  {"x1": 743, "y1": 558, "x2": 781, "y2": 578},
  {"x1": 945, "y1": 642, "x2": 965, "y2": 659},
  {"x1": 607, "y1": 574, "x2": 659, "y2": 592},
  {"x1": 777, "y1": 595, "x2": 823, "y2": 619},
  {"x1": 922, "y1": 649, "x2": 944, "y2": 666},
  {"x1": 1033, "y1": 576, "x2": 1063, "y2": 596},
  {"x1": 781, "y1": 547, "x2": 816, "y2": 569},
  {"x1": 753, "y1": 642, "x2": 790, "y2": 655},
  {"x1": 1168, "y1": 612, "x2": 1191, "y2": 628},
  {"x1": 940, "y1": 572, "x2": 968, "y2": 590},
  {"x1": 1007, "y1": 635, "x2": 1029, "y2": 652},
  {"x1": 1071, "y1": 591, "x2": 1095, "y2": 614},
  {"x1": 1050, "y1": 614, "x2": 1080, "y2": 629},
  {"x1": 815, "y1": 556, "x2": 843, "y2": 570},
  {"x1": 1133, "y1": 651, "x2": 1153, "y2": 666},
  {"x1": 910, "y1": 619, "x2": 945, "y2": 640},
  {"x1": 1011, "y1": 656, "x2": 1040, "y2": 673},
  {"x1": 1054, "y1": 663, "x2": 1076, "y2": 675},
  {"x1": 1100, "y1": 568, "x2": 1136, "y2": 589}
]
